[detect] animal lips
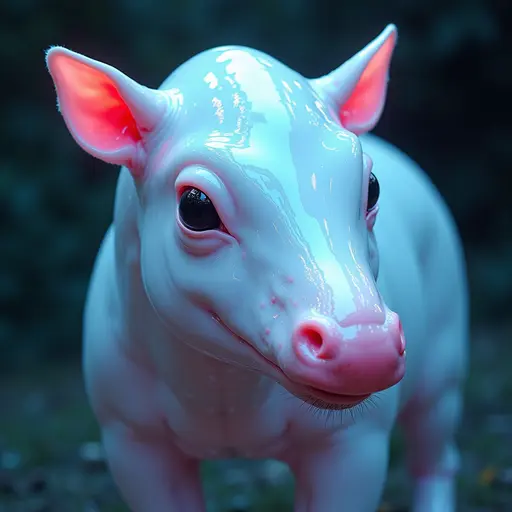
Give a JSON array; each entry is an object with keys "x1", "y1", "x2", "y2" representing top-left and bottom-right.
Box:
[
  {"x1": 211, "y1": 312, "x2": 286, "y2": 375},
  {"x1": 302, "y1": 385, "x2": 371, "y2": 405}
]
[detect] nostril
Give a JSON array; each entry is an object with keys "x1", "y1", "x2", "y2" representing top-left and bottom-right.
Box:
[
  {"x1": 294, "y1": 320, "x2": 340, "y2": 362},
  {"x1": 397, "y1": 319, "x2": 406, "y2": 356},
  {"x1": 300, "y1": 326, "x2": 324, "y2": 355}
]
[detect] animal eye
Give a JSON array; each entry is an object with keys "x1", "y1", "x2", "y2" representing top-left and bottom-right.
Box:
[
  {"x1": 179, "y1": 187, "x2": 221, "y2": 231},
  {"x1": 367, "y1": 172, "x2": 380, "y2": 211}
]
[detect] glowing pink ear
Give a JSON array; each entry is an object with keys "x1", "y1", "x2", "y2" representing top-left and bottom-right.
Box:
[
  {"x1": 46, "y1": 47, "x2": 169, "y2": 175},
  {"x1": 311, "y1": 24, "x2": 397, "y2": 135}
]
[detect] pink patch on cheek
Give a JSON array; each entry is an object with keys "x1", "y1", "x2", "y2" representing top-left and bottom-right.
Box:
[
  {"x1": 285, "y1": 276, "x2": 294, "y2": 283},
  {"x1": 398, "y1": 320, "x2": 406, "y2": 356},
  {"x1": 264, "y1": 328, "x2": 271, "y2": 336},
  {"x1": 364, "y1": 154, "x2": 374, "y2": 173},
  {"x1": 271, "y1": 296, "x2": 277, "y2": 305}
]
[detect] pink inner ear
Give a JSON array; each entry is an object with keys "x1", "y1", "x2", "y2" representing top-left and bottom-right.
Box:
[
  {"x1": 51, "y1": 53, "x2": 141, "y2": 152},
  {"x1": 339, "y1": 32, "x2": 396, "y2": 134}
]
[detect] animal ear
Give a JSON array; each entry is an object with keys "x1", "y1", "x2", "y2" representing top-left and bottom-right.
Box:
[
  {"x1": 311, "y1": 24, "x2": 397, "y2": 135},
  {"x1": 45, "y1": 46, "x2": 170, "y2": 176}
]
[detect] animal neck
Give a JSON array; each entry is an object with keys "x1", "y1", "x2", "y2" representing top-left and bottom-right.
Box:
[{"x1": 147, "y1": 331, "x2": 277, "y2": 415}]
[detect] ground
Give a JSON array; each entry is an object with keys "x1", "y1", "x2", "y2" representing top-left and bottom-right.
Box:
[{"x1": 1, "y1": 324, "x2": 511, "y2": 512}]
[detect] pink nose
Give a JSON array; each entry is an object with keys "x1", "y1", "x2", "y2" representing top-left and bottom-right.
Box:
[{"x1": 288, "y1": 311, "x2": 406, "y2": 396}]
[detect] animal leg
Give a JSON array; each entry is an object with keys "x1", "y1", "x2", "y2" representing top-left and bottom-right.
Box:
[
  {"x1": 101, "y1": 423, "x2": 206, "y2": 512},
  {"x1": 400, "y1": 378, "x2": 464, "y2": 512},
  {"x1": 289, "y1": 428, "x2": 390, "y2": 512}
]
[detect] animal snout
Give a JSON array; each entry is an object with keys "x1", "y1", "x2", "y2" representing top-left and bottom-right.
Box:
[{"x1": 288, "y1": 311, "x2": 406, "y2": 396}]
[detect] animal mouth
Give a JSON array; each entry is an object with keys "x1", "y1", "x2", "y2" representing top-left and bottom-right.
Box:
[
  {"x1": 302, "y1": 386, "x2": 371, "y2": 406},
  {"x1": 211, "y1": 313, "x2": 370, "y2": 409},
  {"x1": 211, "y1": 313, "x2": 288, "y2": 376}
]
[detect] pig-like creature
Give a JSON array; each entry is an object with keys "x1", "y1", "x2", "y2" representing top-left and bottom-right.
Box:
[{"x1": 46, "y1": 24, "x2": 468, "y2": 512}]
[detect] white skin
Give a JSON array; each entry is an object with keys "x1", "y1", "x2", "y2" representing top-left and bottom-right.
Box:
[{"x1": 46, "y1": 24, "x2": 468, "y2": 512}]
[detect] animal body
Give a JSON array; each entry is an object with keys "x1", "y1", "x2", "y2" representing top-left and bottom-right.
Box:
[{"x1": 46, "y1": 24, "x2": 468, "y2": 512}]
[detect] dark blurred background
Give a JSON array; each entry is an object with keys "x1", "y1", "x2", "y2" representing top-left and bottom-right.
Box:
[{"x1": 1, "y1": 1, "x2": 511, "y2": 511}]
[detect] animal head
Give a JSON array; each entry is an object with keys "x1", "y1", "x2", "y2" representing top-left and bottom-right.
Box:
[{"x1": 46, "y1": 25, "x2": 405, "y2": 408}]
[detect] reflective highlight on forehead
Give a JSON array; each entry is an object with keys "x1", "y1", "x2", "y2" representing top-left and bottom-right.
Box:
[
  {"x1": 166, "y1": 46, "x2": 368, "y2": 317},
  {"x1": 175, "y1": 48, "x2": 336, "y2": 147},
  {"x1": 174, "y1": 47, "x2": 365, "y2": 235},
  {"x1": 169, "y1": 46, "x2": 364, "y2": 221}
]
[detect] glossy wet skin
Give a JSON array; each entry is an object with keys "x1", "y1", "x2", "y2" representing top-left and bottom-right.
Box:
[
  {"x1": 46, "y1": 27, "x2": 470, "y2": 511},
  {"x1": 138, "y1": 47, "x2": 405, "y2": 407}
]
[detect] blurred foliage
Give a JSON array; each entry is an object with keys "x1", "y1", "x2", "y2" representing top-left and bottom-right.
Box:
[{"x1": 0, "y1": 1, "x2": 510, "y2": 369}]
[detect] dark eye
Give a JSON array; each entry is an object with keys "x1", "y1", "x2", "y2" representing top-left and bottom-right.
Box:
[
  {"x1": 367, "y1": 172, "x2": 380, "y2": 211},
  {"x1": 179, "y1": 187, "x2": 221, "y2": 231}
]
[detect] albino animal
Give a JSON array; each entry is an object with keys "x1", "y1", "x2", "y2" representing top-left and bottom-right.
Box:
[{"x1": 46, "y1": 24, "x2": 468, "y2": 512}]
